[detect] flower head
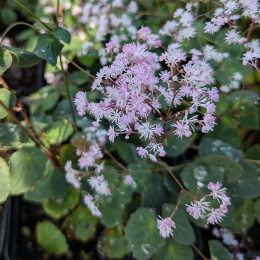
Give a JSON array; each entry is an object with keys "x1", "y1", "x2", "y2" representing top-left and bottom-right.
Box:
[{"x1": 157, "y1": 216, "x2": 176, "y2": 238}]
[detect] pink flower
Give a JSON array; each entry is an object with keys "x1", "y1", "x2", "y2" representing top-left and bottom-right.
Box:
[
  {"x1": 136, "y1": 147, "x2": 148, "y2": 158},
  {"x1": 108, "y1": 125, "x2": 116, "y2": 142},
  {"x1": 157, "y1": 216, "x2": 176, "y2": 238},
  {"x1": 124, "y1": 174, "x2": 134, "y2": 186},
  {"x1": 172, "y1": 121, "x2": 192, "y2": 138},
  {"x1": 74, "y1": 91, "x2": 88, "y2": 116},
  {"x1": 206, "y1": 209, "x2": 225, "y2": 224},
  {"x1": 208, "y1": 182, "x2": 227, "y2": 201}
]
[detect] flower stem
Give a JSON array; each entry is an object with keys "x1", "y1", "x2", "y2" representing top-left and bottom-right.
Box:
[
  {"x1": 191, "y1": 244, "x2": 210, "y2": 260},
  {"x1": 0, "y1": 100, "x2": 40, "y2": 146},
  {"x1": 0, "y1": 22, "x2": 38, "y2": 46},
  {"x1": 14, "y1": 0, "x2": 52, "y2": 32},
  {"x1": 170, "y1": 191, "x2": 183, "y2": 218},
  {"x1": 59, "y1": 54, "x2": 77, "y2": 129},
  {"x1": 160, "y1": 160, "x2": 195, "y2": 199}
]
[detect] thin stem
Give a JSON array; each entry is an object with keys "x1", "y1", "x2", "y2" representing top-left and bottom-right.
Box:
[
  {"x1": 62, "y1": 53, "x2": 96, "y2": 79},
  {"x1": 56, "y1": 0, "x2": 60, "y2": 26},
  {"x1": 170, "y1": 191, "x2": 183, "y2": 218},
  {"x1": 102, "y1": 145, "x2": 127, "y2": 172},
  {"x1": 160, "y1": 160, "x2": 195, "y2": 199},
  {"x1": 0, "y1": 76, "x2": 9, "y2": 89},
  {"x1": 14, "y1": 0, "x2": 52, "y2": 32},
  {"x1": 59, "y1": 54, "x2": 77, "y2": 129},
  {"x1": 0, "y1": 100, "x2": 40, "y2": 146},
  {"x1": 191, "y1": 244, "x2": 210, "y2": 260},
  {"x1": 0, "y1": 22, "x2": 38, "y2": 46}
]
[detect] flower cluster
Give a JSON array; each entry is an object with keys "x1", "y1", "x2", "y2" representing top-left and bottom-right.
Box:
[
  {"x1": 186, "y1": 182, "x2": 230, "y2": 225},
  {"x1": 64, "y1": 126, "x2": 107, "y2": 188},
  {"x1": 156, "y1": 216, "x2": 176, "y2": 238},
  {"x1": 75, "y1": 39, "x2": 219, "y2": 160}
]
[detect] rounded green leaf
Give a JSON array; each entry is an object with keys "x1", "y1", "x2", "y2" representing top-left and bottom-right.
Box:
[
  {"x1": 100, "y1": 196, "x2": 123, "y2": 228},
  {"x1": 24, "y1": 160, "x2": 54, "y2": 202},
  {"x1": 99, "y1": 227, "x2": 130, "y2": 259},
  {"x1": 34, "y1": 34, "x2": 63, "y2": 66},
  {"x1": 125, "y1": 208, "x2": 165, "y2": 260},
  {"x1": 0, "y1": 88, "x2": 11, "y2": 119},
  {"x1": 115, "y1": 141, "x2": 140, "y2": 163},
  {"x1": 228, "y1": 90, "x2": 258, "y2": 109},
  {"x1": 44, "y1": 120, "x2": 74, "y2": 144},
  {"x1": 164, "y1": 136, "x2": 190, "y2": 157},
  {"x1": 53, "y1": 27, "x2": 71, "y2": 44},
  {"x1": 162, "y1": 204, "x2": 195, "y2": 245},
  {"x1": 209, "y1": 240, "x2": 233, "y2": 260},
  {"x1": 199, "y1": 137, "x2": 243, "y2": 162},
  {"x1": 154, "y1": 240, "x2": 193, "y2": 260},
  {"x1": 0, "y1": 158, "x2": 10, "y2": 203},
  {"x1": 59, "y1": 144, "x2": 78, "y2": 168},
  {"x1": 0, "y1": 47, "x2": 12, "y2": 75},
  {"x1": 36, "y1": 222, "x2": 68, "y2": 255},
  {"x1": 231, "y1": 161, "x2": 260, "y2": 198},
  {"x1": 43, "y1": 187, "x2": 79, "y2": 220},
  {"x1": 215, "y1": 94, "x2": 230, "y2": 115},
  {"x1": 0, "y1": 123, "x2": 33, "y2": 148},
  {"x1": 69, "y1": 206, "x2": 97, "y2": 242},
  {"x1": 49, "y1": 169, "x2": 69, "y2": 198},
  {"x1": 0, "y1": 7, "x2": 17, "y2": 25},
  {"x1": 245, "y1": 144, "x2": 260, "y2": 160},
  {"x1": 4, "y1": 46, "x2": 41, "y2": 68},
  {"x1": 10, "y1": 147, "x2": 47, "y2": 195},
  {"x1": 141, "y1": 174, "x2": 167, "y2": 211}
]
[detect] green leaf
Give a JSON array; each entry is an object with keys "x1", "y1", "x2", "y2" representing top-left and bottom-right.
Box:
[
  {"x1": 99, "y1": 227, "x2": 130, "y2": 258},
  {"x1": 231, "y1": 161, "x2": 260, "y2": 198},
  {"x1": 49, "y1": 169, "x2": 69, "y2": 198},
  {"x1": 128, "y1": 161, "x2": 152, "y2": 192},
  {"x1": 236, "y1": 105, "x2": 259, "y2": 130},
  {"x1": 245, "y1": 144, "x2": 260, "y2": 160},
  {"x1": 205, "y1": 124, "x2": 241, "y2": 149},
  {"x1": 10, "y1": 147, "x2": 47, "y2": 195},
  {"x1": 69, "y1": 206, "x2": 97, "y2": 242},
  {"x1": 181, "y1": 161, "x2": 225, "y2": 192},
  {"x1": 43, "y1": 187, "x2": 79, "y2": 220},
  {"x1": 164, "y1": 136, "x2": 190, "y2": 157},
  {"x1": 4, "y1": 46, "x2": 41, "y2": 68},
  {"x1": 44, "y1": 120, "x2": 74, "y2": 145},
  {"x1": 24, "y1": 160, "x2": 54, "y2": 202},
  {"x1": 162, "y1": 204, "x2": 195, "y2": 245},
  {"x1": 228, "y1": 90, "x2": 258, "y2": 109},
  {"x1": 0, "y1": 158, "x2": 10, "y2": 203},
  {"x1": 199, "y1": 137, "x2": 243, "y2": 162},
  {"x1": 0, "y1": 8, "x2": 17, "y2": 25},
  {"x1": 59, "y1": 144, "x2": 78, "y2": 168},
  {"x1": 100, "y1": 195, "x2": 123, "y2": 228},
  {"x1": 0, "y1": 88, "x2": 12, "y2": 119},
  {"x1": 36, "y1": 222, "x2": 68, "y2": 255},
  {"x1": 141, "y1": 174, "x2": 167, "y2": 211},
  {"x1": 253, "y1": 198, "x2": 260, "y2": 225},
  {"x1": 68, "y1": 71, "x2": 89, "y2": 85},
  {"x1": 228, "y1": 200, "x2": 255, "y2": 232},
  {"x1": 125, "y1": 208, "x2": 165, "y2": 260},
  {"x1": 53, "y1": 27, "x2": 71, "y2": 44},
  {"x1": 34, "y1": 34, "x2": 63, "y2": 66},
  {"x1": 209, "y1": 240, "x2": 233, "y2": 260},
  {"x1": 0, "y1": 123, "x2": 33, "y2": 148},
  {"x1": 41, "y1": 91, "x2": 60, "y2": 112},
  {"x1": 196, "y1": 155, "x2": 243, "y2": 184},
  {"x1": 115, "y1": 141, "x2": 140, "y2": 163},
  {"x1": 153, "y1": 240, "x2": 193, "y2": 260},
  {"x1": 215, "y1": 94, "x2": 230, "y2": 115}
]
